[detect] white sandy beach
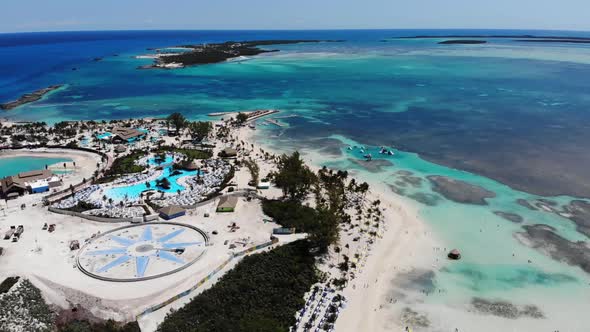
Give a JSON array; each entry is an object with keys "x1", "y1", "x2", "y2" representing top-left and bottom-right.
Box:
[{"x1": 234, "y1": 123, "x2": 442, "y2": 332}]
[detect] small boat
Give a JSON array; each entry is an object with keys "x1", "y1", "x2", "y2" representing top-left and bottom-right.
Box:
[
  {"x1": 347, "y1": 146, "x2": 353, "y2": 150},
  {"x1": 387, "y1": 150, "x2": 395, "y2": 156},
  {"x1": 364, "y1": 154, "x2": 372, "y2": 161}
]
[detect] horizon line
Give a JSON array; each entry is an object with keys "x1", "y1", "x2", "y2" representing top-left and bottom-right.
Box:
[{"x1": 2, "y1": 27, "x2": 590, "y2": 35}]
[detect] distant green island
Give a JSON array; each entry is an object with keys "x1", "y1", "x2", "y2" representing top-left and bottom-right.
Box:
[
  {"x1": 1, "y1": 84, "x2": 63, "y2": 110},
  {"x1": 142, "y1": 40, "x2": 343, "y2": 69}
]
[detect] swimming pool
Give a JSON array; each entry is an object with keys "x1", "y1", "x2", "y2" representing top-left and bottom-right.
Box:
[
  {"x1": 96, "y1": 132, "x2": 113, "y2": 140},
  {"x1": 105, "y1": 155, "x2": 197, "y2": 200}
]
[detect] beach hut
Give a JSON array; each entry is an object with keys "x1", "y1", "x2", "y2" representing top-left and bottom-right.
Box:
[
  {"x1": 216, "y1": 196, "x2": 238, "y2": 212},
  {"x1": 257, "y1": 179, "x2": 270, "y2": 189},
  {"x1": 69, "y1": 240, "x2": 80, "y2": 251},
  {"x1": 29, "y1": 180, "x2": 50, "y2": 194},
  {"x1": 158, "y1": 205, "x2": 186, "y2": 220},
  {"x1": 114, "y1": 145, "x2": 127, "y2": 153},
  {"x1": 184, "y1": 159, "x2": 199, "y2": 171},
  {"x1": 448, "y1": 249, "x2": 461, "y2": 260},
  {"x1": 273, "y1": 227, "x2": 296, "y2": 235},
  {"x1": 47, "y1": 176, "x2": 63, "y2": 188},
  {"x1": 219, "y1": 147, "x2": 237, "y2": 158}
]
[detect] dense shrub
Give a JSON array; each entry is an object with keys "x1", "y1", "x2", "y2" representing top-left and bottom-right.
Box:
[
  {"x1": 108, "y1": 152, "x2": 146, "y2": 175},
  {"x1": 59, "y1": 320, "x2": 140, "y2": 332},
  {"x1": 0, "y1": 277, "x2": 19, "y2": 294},
  {"x1": 262, "y1": 200, "x2": 319, "y2": 233},
  {"x1": 157, "y1": 240, "x2": 318, "y2": 332}
]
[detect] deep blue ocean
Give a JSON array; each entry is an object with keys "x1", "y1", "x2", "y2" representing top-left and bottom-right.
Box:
[{"x1": 2, "y1": 29, "x2": 590, "y2": 330}]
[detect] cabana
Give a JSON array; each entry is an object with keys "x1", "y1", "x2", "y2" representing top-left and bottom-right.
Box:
[
  {"x1": 158, "y1": 205, "x2": 186, "y2": 220},
  {"x1": 219, "y1": 147, "x2": 237, "y2": 158},
  {"x1": 114, "y1": 145, "x2": 127, "y2": 153},
  {"x1": 257, "y1": 179, "x2": 270, "y2": 189},
  {"x1": 184, "y1": 159, "x2": 199, "y2": 171},
  {"x1": 216, "y1": 196, "x2": 237, "y2": 212}
]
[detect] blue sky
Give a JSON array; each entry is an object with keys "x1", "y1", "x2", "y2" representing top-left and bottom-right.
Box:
[{"x1": 1, "y1": 0, "x2": 589, "y2": 33}]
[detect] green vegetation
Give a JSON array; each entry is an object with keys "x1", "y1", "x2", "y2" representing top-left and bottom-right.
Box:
[
  {"x1": 157, "y1": 240, "x2": 318, "y2": 332},
  {"x1": 167, "y1": 112, "x2": 187, "y2": 135},
  {"x1": 267, "y1": 152, "x2": 354, "y2": 253},
  {"x1": 262, "y1": 200, "x2": 319, "y2": 232},
  {"x1": 66, "y1": 201, "x2": 99, "y2": 213},
  {"x1": 0, "y1": 279, "x2": 55, "y2": 332},
  {"x1": 236, "y1": 112, "x2": 249, "y2": 124},
  {"x1": 243, "y1": 158, "x2": 260, "y2": 186},
  {"x1": 153, "y1": 147, "x2": 212, "y2": 160},
  {"x1": 158, "y1": 40, "x2": 338, "y2": 67},
  {"x1": 188, "y1": 121, "x2": 213, "y2": 142},
  {"x1": 107, "y1": 151, "x2": 146, "y2": 175},
  {"x1": 0, "y1": 276, "x2": 20, "y2": 294},
  {"x1": 156, "y1": 177, "x2": 171, "y2": 190},
  {"x1": 271, "y1": 151, "x2": 316, "y2": 202},
  {"x1": 59, "y1": 320, "x2": 140, "y2": 332}
]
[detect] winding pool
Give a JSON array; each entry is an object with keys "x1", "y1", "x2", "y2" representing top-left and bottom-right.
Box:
[{"x1": 105, "y1": 155, "x2": 197, "y2": 200}]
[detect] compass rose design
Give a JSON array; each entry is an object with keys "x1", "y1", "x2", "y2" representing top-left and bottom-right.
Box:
[{"x1": 84, "y1": 225, "x2": 203, "y2": 278}]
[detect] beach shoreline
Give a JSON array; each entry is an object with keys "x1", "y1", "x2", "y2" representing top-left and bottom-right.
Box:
[{"x1": 234, "y1": 124, "x2": 442, "y2": 332}]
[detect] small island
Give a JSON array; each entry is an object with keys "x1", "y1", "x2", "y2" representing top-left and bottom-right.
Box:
[
  {"x1": 438, "y1": 40, "x2": 487, "y2": 45},
  {"x1": 1, "y1": 85, "x2": 63, "y2": 110},
  {"x1": 393, "y1": 35, "x2": 590, "y2": 44},
  {"x1": 515, "y1": 39, "x2": 590, "y2": 44},
  {"x1": 140, "y1": 40, "x2": 342, "y2": 69}
]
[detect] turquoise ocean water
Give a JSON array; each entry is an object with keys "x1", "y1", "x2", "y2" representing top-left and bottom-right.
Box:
[{"x1": 2, "y1": 30, "x2": 590, "y2": 328}]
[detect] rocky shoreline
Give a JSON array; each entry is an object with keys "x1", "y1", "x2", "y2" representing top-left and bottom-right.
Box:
[{"x1": 1, "y1": 85, "x2": 63, "y2": 110}]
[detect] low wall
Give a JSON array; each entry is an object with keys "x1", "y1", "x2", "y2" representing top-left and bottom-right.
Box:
[
  {"x1": 48, "y1": 206, "x2": 143, "y2": 223},
  {"x1": 137, "y1": 237, "x2": 279, "y2": 318},
  {"x1": 178, "y1": 190, "x2": 264, "y2": 210}
]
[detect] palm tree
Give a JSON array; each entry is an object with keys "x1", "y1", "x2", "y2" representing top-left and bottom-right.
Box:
[{"x1": 167, "y1": 112, "x2": 187, "y2": 135}]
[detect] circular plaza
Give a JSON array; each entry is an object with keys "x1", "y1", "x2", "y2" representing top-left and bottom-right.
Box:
[{"x1": 77, "y1": 222, "x2": 208, "y2": 282}]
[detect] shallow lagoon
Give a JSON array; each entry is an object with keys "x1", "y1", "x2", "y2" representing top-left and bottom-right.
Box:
[
  {"x1": 0, "y1": 156, "x2": 71, "y2": 178},
  {"x1": 258, "y1": 131, "x2": 590, "y2": 327}
]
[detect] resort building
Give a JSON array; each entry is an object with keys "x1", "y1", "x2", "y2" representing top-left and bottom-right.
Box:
[
  {"x1": 158, "y1": 205, "x2": 186, "y2": 220},
  {"x1": 0, "y1": 169, "x2": 60, "y2": 199},
  {"x1": 111, "y1": 127, "x2": 146, "y2": 144},
  {"x1": 216, "y1": 196, "x2": 237, "y2": 212}
]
